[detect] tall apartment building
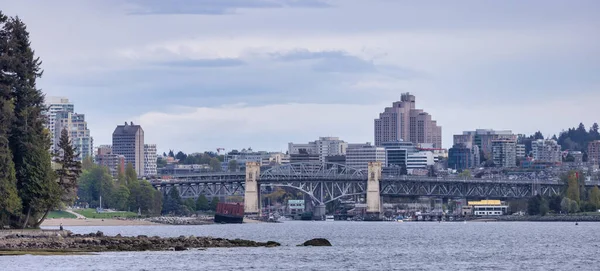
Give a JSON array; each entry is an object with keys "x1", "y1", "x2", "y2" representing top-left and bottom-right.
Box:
[
  {"x1": 454, "y1": 129, "x2": 517, "y2": 158},
  {"x1": 531, "y1": 139, "x2": 561, "y2": 163},
  {"x1": 492, "y1": 139, "x2": 517, "y2": 168},
  {"x1": 346, "y1": 143, "x2": 386, "y2": 172},
  {"x1": 144, "y1": 144, "x2": 158, "y2": 176},
  {"x1": 54, "y1": 111, "x2": 93, "y2": 160},
  {"x1": 288, "y1": 137, "x2": 348, "y2": 162},
  {"x1": 588, "y1": 140, "x2": 600, "y2": 165},
  {"x1": 112, "y1": 122, "x2": 144, "y2": 176},
  {"x1": 44, "y1": 97, "x2": 75, "y2": 153},
  {"x1": 516, "y1": 144, "x2": 526, "y2": 159},
  {"x1": 374, "y1": 93, "x2": 442, "y2": 148}
]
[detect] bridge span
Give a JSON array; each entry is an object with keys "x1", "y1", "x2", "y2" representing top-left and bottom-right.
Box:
[{"x1": 150, "y1": 162, "x2": 581, "y2": 218}]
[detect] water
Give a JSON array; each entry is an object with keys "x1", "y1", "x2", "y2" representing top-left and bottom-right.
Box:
[{"x1": 2, "y1": 221, "x2": 599, "y2": 270}]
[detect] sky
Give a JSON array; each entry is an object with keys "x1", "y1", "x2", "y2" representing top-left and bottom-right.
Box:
[{"x1": 2, "y1": 0, "x2": 599, "y2": 154}]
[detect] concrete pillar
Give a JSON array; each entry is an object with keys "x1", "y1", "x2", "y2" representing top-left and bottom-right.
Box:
[
  {"x1": 366, "y1": 161, "x2": 382, "y2": 219},
  {"x1": 244, "y1": 162, "x2": 261, "y2": 216}
]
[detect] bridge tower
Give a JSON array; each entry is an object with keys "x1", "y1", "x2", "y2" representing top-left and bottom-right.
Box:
[
  {"x1": 366, "y1": 161, "x2": 382, "y2": 220},
  {"x1": 244, "y1": 162, "x2": 261, "y2": 216}
]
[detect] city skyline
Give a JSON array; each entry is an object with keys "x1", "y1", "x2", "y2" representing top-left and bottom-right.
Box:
[{"x1": 2, "y1": 0, "x2": 599, "y2": 152}]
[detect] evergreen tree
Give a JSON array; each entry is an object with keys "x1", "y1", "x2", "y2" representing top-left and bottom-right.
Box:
[
  {"x1": 0, "y1": 11, "x2": 21, "y2": 228},
  {"x1": 184, "y1": 198, "x2": 196, "y2": 212},
  {"x1": 116, "y1": 163, "x2": 126, "y2": 186},
  {"x1": 196, "y1": 195, "x2": 209, "y2": 211},
  {"x1": 566, "y1": 173, "x2": 580, "y2": 204},
  {"x1": 5, "y1": 16, "x2": 57, "y2": 228},
  {"x1": 53, "y1": 128, "x2": 82, "y2": 204},
  {"x1": 125, "y1": 162, "x2": 137, "y2": 185},
  {"x1": 209, "y1": 197, "x2": 220, "y2": 211},
  {"x1": 589, "y1": 186, "x2": 600, "y2": 210}
]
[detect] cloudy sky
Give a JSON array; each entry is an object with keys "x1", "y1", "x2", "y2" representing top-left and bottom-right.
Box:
[{"x1": 2, "y1": 0, "x2": 599, "y2": 153}]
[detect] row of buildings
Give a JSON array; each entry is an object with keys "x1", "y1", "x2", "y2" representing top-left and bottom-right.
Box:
[
  {"x1": 288, "y1": 137, "x2": 446, "y2": 174},
  {"x1": 448, "y1": 129, "x2": 564, "y2": 171},
  {"x1": 44, "y1": 97, "x2": 158, "y2": 177},
  {"x1": 45, "y1": 97, "x2": 93, "y2": 161}
]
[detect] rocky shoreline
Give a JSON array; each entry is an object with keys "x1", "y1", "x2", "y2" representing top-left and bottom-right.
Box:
[
  {"x1": 489, "y1": 215, "x2": 600, "y2": 222},
  {"x1": 145, "y1": 216, "x2": 214, "y2": 225},
  {"x1": 0, "y1": 230, "x2": 280, "y2": 253}
]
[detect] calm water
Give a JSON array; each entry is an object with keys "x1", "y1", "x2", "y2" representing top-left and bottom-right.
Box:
[{"x1": 2, "y1": 221, "x2": 599, "y2": 270}]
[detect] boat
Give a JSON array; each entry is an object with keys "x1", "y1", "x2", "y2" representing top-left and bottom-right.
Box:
[
  {"x1": 325, "y1": 215, "x2": 334, "y2": 221},
  {"x1": 395, "y1": 215, "x2": 405, "y2": 222},
  {"x1": 214, "y1": 202, "x2": 244, "y2": 224}
]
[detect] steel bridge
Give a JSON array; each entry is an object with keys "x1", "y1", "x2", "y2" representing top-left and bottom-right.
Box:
[{"x1": 150, "y1": 162, "x2": 579, "y2": 206}]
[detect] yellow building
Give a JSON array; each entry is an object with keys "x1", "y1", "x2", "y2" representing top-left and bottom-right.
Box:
[{"x1": 467, "y1": 200, "x2": 507, "y2": 216}]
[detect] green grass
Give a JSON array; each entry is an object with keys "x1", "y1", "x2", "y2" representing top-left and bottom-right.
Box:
[
  {"x1": 47, "y1": 211, "x2": 77, "y2": 219},
  {"x1": 73, "y1": 209, "x2": 139, "y2": 219}
]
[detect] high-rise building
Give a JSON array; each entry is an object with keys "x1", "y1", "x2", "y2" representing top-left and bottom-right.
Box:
[
  {"x1": 112, "y1": 122, "x2": 144, "y2": 176},
  {"x1": 374, "y1": 93, "x2": 442, "y2": 148},
  {"x1": 492, "y1": 139, "x2": 517, "y2": 168},
  {"x1": 144, "y1": 144, "x2": 158, "y2": 176},
  {"x1": 406, "y1": 151, "x2": 435, "y2": 170},
  {"x1": 346, "y1": 143, "x2": 386, "y2": 172},
  {"x1": 45, "y1": 97, "x2": 75, "y2": 153},
  {"x1": 54, "y1": 111, "x2": 93, "y2": 161},
  {"x1": 448, "y1": 143, "x2": 480, "y2": 171},
  {"x1": 454, "y1": 129, "x2": 517, "y2": 159},
  {"x1": 588, "y1": 140, "x2": 600, "y2": 165},
  {"x1": 531, "y1": 139, "x2": 561, "y2": 164},
  {"x1": 288, "y1": 137, "x2": 348, "y2": 162}
]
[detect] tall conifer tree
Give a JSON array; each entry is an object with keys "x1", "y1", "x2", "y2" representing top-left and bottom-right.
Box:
[
  {"x1": 0, "y1": 11, "x2": 21, "y2": 228},
  {"x1": 4, "y1": 16, "x2": 57, "y2": 228}
]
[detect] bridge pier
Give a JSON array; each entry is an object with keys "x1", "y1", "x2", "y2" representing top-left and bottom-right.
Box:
[
  {"x1": 244, "y1": 162, "x2": 261, "y2": 216},
  {"x1": 366, "y1": 162, "x2": 382, "y2": 220}
]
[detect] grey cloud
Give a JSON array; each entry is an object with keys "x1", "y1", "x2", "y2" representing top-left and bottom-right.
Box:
[
  {"x1": 126, "y1": 0, "x2": 330, "y2": 15},
  {"x1": 155, "y1": 58, "x2": 246, "y2": 68}
]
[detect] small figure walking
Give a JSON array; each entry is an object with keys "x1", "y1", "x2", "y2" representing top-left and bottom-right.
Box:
[{"x1": 59, "y1": 223, "x2": 63, "y2": 231}]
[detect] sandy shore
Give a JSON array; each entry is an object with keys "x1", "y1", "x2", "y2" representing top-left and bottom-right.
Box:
[{"x1": 41, "y1": 218, "x2": 158, "y2": 227}]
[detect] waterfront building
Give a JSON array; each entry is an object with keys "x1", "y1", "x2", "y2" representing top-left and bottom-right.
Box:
[
  {"x1": 468, "y1": 200, "x2": 508, "y2": 216},
  {"x1": 531, "y1": 139, "x2": 561, "y2": 164},
  {"x1": 287, "y1": 200, "x2": 305, "y2": 215},
  {"x1": 288, "y1": 137, "x2": 348, "y2": 162},
  {"x1": 492, "y1": 139, "x2": 517, "y2": 168},
  {"x1": 346, "y1": 143, "x2": 386, "y2": 172},
  {"x1": 588, "y1": 140, "x2": 600, "y2": 165},
  {"x1": 112, "y1": 122, "x2": 145, "y2": 176},
  {"x1": 54, "y1": 111, "x2": 93, "y2": 161},
  {"x1": 374, "y1": 93, "x2": 442, "y2": 148},
  {"x1": 454, "y1": 129, "x2": 517, "y2": 158},
  {"x1": 144, "y1": 144, "x2": 158, "y2": 176}
]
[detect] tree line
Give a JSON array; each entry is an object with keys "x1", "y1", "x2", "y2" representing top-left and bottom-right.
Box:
[
  {"x1": 77, "y1": 160, "x2": 162, "y2": 216},
  {"x1": 0, "y1": 12, "x2": 82, "y2": 228},
  {"x1": 526, "y1": 170, "x2": 600, "y2": 215},
  {"x1": 159, "y1": 150, "x2": 223, "y2": 171}
]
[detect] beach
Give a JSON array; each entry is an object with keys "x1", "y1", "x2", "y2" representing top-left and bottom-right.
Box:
[{"x1": 41, "y1": 218, "x2": 158, "y2": 227}]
